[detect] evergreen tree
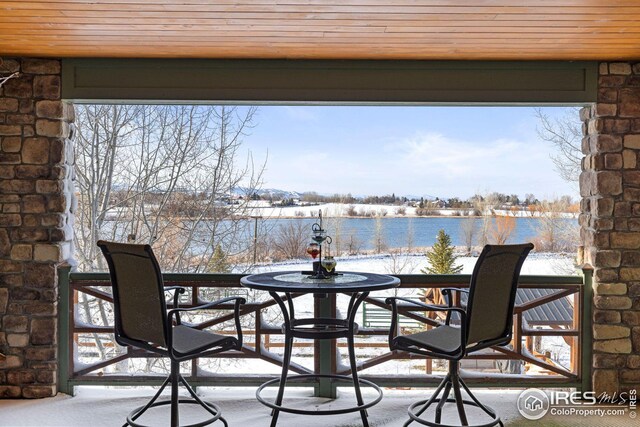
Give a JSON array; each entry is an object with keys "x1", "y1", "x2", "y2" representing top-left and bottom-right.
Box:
[
  {"x1": 421, "y1": 229, "x2": 463, "y2": 274},
  {"x1": 208, "y1": 244, "x2": 231, "y2": 273}
]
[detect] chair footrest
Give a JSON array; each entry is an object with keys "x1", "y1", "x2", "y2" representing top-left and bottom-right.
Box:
[
  {"x1": 407, "y1": 398, "x2": 502, "y2": 427},
  {"x1": 256, "y1": 374, "x2": 382, "y2": 416},
  {"x1": 127, "y1": 398, "x2": 226, "y2": 427},
  {"x1": 286, "y1": 318, "x2": 359, "y2": 339}
]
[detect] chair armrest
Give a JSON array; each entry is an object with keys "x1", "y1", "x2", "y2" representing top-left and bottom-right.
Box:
[
  {"x1": 440, "y1": 287, "x2": 469, "y2": 295},
  {"x1": 167, "y1": 297, "x2": 246, "y2": 350},
  {"x1": 167, "y1": 296, "x2": 246, "y2": 322},
  {"x1": 385, "y1": 296, "x2": 465, "y2": 314},
  {"x1": 385, "y1": 296, "x2": 467, "y2": 356},
  {"x1": 384, "y1": 297, "x2": 466, "y2": 347},
  {"x1": 440, "y1": 288, "x2": 468, "y2": 324},
  {"x1": 163, "y1": 286, "x2": 187, "y2": 309}
]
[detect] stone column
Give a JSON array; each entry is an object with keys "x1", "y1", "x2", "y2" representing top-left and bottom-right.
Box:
[
  {"x1": 581, "y1": 61, "x2": 640, "y2": 394},
  {"x1": 0, "y1": 57, "x2": 75, "y2": 398}
]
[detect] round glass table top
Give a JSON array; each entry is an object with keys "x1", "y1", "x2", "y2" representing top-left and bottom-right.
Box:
[{"x1": 240, "y1": 271, "x2": 400, "y2": 293}]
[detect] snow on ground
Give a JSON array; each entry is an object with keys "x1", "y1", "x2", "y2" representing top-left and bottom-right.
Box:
[
  {"x1": 246, "y1": 202, "x2": 578, "y2": 219},
  {"x1": 249, "y1": 202, "x2": 404, "y2": 218},
  {"x1": 237, "y1": 251, "x2": 578, "y2": 377},
  {"x1": 247, "y1": 252, "x2": 579, "y2": 276}
]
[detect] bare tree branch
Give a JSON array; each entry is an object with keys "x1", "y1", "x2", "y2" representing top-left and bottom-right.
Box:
[{"x1": 535, "y1": 107, "x2": 582, "y2": 183}]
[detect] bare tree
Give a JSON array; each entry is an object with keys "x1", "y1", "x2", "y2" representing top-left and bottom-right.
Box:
[
  {"x1": 533, "y1": 198, "x2": 579, "y2": 252},
  {"x1": 372, "y1": 214, "x2": 387, "y2": 254},
  {"x1": 471, "y1": 193, "x2": 499, "y2": 247},
  {"x1": 324, "y1": 206, "x2": 345, "y2": 256},
  {"x1": 73, "y1": 104, "x2": 265, "y2": 375},
  {"x1": 73, "y1": 104, "x2": 264, "y2": 272},
  {"x1": 270, "y1": 219, "x2": 308, "y2": 261},
  {"x1": 385, "y1": 248, "x2": 418, "y2": 275},
  {"x1": 535, "y1": 107, "x2": 582, "y2": 183},
  {"x1": 490, "y1": 215, "x2": 516, "y2": 245},
  {"x1": 345, "y1": 231, "x2": 362, "y2": 255},
  {"x1": 406, "y1": 217, "x2": 415, "y2": 252},
  {"x1": 460, "y1": 217, "x2": 477, "y2": 255}
]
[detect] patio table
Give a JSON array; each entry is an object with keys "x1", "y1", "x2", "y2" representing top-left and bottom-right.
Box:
[{"x1": 240, "y1": 271, "x2": 400, "y2": 427}]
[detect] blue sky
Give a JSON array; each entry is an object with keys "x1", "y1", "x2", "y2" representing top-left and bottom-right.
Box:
[{"x1": 242, "y1": 106, "x2": 580, "y2": 200}]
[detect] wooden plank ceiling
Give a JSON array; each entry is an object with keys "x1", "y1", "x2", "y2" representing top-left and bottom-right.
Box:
[{"x1": 1, "y1": 0, "x2": 639, "y2": 60}]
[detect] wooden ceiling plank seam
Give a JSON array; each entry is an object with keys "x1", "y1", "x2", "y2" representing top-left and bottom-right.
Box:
[
  {"x1": 10, "y1": 0, "x2": 640, "y2": 4},
  {"x1": 6, "y1": 34, "x2": 640, "y2": 43},
  {"x1": 1, "y1": 20, "x2": 639, "y2": 28},
  {"x1": 6, "y1": 29, "x2": 640, "y2": 37},
  {"x1": 5, "y1": 10, "x2": 640, "y2": 22},
  {"x1": 10, "y1": 0, "x2": 640, "y2": 5},
  {"x1": 6, "y1": 2, "x2": 640, "y2": 14}
]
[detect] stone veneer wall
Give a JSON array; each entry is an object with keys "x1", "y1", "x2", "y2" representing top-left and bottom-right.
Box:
[
  {"x1": 0, "y1": 57, "x2": 75, "y2": 398},
  {"x1": 581, "y1": 62, "x2": 640, "y2": 394},
  {"x1": 0, "y1": 56, "x2": 638, "y2": 398}
]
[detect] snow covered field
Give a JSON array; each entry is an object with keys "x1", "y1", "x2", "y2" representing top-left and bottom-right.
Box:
[
  {"x1": 249, "y1": 251, "x2": 579, "y2": 276},
  {"x1": 247, "y1": 202, "x2": 577, "y2": 219}
]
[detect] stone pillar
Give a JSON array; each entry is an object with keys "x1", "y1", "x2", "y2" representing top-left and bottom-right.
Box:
[
  {"x1": 581, "y1": 61, "x2": 640, "y2": 394},
  {"x1": 0, "y1": 58, "x2": 75, "y2": 398}
]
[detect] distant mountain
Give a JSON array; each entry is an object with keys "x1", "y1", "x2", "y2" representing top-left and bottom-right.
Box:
[
  {"x1": 234, "y1": 186, "x2": 443, "y2": 201},
  {"x1": 232, "y1": 187, "x2": 301, "y2": 200},
  {"x1": 258, "y1": 188, "x2": 302, "y2": 200}
]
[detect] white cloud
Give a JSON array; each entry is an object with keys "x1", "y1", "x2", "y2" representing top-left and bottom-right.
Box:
[
  {"x1": 381, "y1": 132, "x2": 569, "y2": 198},
  {"x1": 255, "y1": 129, "x2": 576, "y2": 199},
  {"x1": 282, "y1": 106, "x2": 320, "y2": 122}
]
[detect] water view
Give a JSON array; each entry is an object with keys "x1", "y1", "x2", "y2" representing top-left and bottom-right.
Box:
[{"x1": 260, "y1": 216, "x2": 577, "y2": 252}]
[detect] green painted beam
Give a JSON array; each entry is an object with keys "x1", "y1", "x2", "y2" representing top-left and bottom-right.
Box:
[
  {"x1": 315, "y1": 294, "x2": 338, "y2": 398},
  {"x1": 65, "y1": 376, "x2": 581, "y2": 390},
  {"x1": 580, "y1": 266, "x2": 594, "y2": 393},
  {"x1": 62, "y1": 59, "x2": 596, "y2": 104},
  {"x1": 57, "y1": 264, "x2": 73, "y2": 396}
]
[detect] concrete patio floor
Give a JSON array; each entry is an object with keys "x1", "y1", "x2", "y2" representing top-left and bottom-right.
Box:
[{"x1": 0, "y1": 386, "x2": 635, "y2": 427}]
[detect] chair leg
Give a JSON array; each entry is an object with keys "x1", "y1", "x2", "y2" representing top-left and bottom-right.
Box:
[
  {"x1": 404, "y1": 360, "x2": 502, "y2": 427},
  {"x1": 126, "y1": 361, "x2": 227, "y2": 427},
  {"x1": 403, "y1": 374, "x2": 450, "y2": 427},
  {"x1": 458, "y1": 378, "x2": 498, "y2": 420},
  {"x1": 126, "y1": 376, "x2": 171, "y2": 426},
  {"x1": 434, "y1": 382, "x2": 452, "y2": 424},
  {"x1": 413, "y1": 374, "x2": 450, "y2": 419},
  {"x1": 179, "y1": 375, "x2": 229, "y2": 427},
  {"x1": 270, "y1": 335, "x2": 294, "y2": 427},
  {"x1": 347, "y1": 333, "x2": 369, "y2": 427},
  {"x1": 449, "y1": 363, "x2": 468, "y2": 426},
  {"x1": 171, "y1": 360, "x2": 180, "y2": 427}
]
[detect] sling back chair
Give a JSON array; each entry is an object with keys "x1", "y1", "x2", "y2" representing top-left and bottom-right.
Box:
[
  {"x1": 386, "y1": 243, "x2": 533, "y2": 427},
  {"x1": 97, "y1": 240, "x2": 246, "y2": 427}
]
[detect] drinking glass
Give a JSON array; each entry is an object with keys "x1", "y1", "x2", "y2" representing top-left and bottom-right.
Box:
[
  {"x1": 321, "y1": 256, "x2": 336, "y2": 273},
  {"x1": 306, "y1": 242, "x2": 320, "y2": 259}
]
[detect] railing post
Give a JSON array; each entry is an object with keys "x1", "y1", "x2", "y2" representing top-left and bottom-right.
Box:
[
  {"x1": 57, "y1": 264, "x2": 73, "y2": 396},
  {"x1": 314, "y1": 293, "x2": 337, "y2": 398},
  {"x1": 580, "y1": 264, "x2": 594, "y2": 393}
]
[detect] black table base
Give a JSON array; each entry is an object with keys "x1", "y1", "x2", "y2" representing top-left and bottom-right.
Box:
[
  {"x1": 256, "y1": 373, "x2": 383, "y2": 416},
  {"x1": 240, "y1": 272, "x2": 400, "y2": 427},
  {"x1": 266, "y1": 290, "x2": 376, "y2": 427}
]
